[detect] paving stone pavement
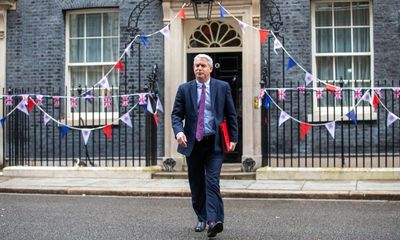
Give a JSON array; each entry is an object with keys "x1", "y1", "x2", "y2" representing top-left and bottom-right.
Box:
[{"x1": 0, "y1": 175, "x2": 400, "y2": 200}]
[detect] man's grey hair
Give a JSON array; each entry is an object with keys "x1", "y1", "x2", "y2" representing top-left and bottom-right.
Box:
[{"x1": 193, "y1": 54, "x2": 213, "y2": 68}]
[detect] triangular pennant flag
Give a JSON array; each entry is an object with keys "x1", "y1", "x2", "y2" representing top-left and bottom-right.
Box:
[
  {"x1": 387, "y1": 112, "x2": 398, "y2": 127},
  {"x1": 259, "y1": 30, "x2": 269, "y2": 45},
  {"x1": 124, "y1": 44, "x2": 131, "y2": 58},
  {"x1": 153, "y1": 113, "x2": 159, "y2": 127},
  {"x1": 361, "y1": 90, "x2": 371, "y2": 103},
  {"x1": 220, "y1": 6, "x2": 228, "y2": 18},
  {"x1": 300, "y1": 123, "x2": 312, "y2": 140},
  {"x1": 346, "y1": 110, "x2": 357, "y2": 126},
  {"x1": 99, "y1": 77, "x2": 110, "y2": 90},
  {"x1": 287, "y1": 57, "x2": 297, "y2": 71},
  {"x1": 81, "y1": 129, "x2": 91, "y2": 145},
  {"x1": 103, "y1": 125, "x2": 112, "y2": 141},
  {"x1": 5, "y1": 95, "x2": 13, "y2": 106},
  {"x1": 43, "y1": 113, "x2": 51, "y2": 126},
  {"x1": 121, "y1": 113, "x2": 133, "y2": 128},
  {"x1": 263, "y1": 95, "x2": 272, "y2": 110},
  {"x1": 160, "y1": 25, "x2": 171, "y2": 40},
  {"x1": 305, "y1": 72, "x2": 314, "y2": 86},
  {"x1": 17, "y1": 100, "x2": 29, "y2": 115},
  {"x1": 27, "y1": 98, "x2": 36, "y2": 112},
  {"x1": 278, "y1": 111, "x2": 290, "y2": 126},
  {"x1": 372, "y1": 93, "x2": 380, "y2": 111},
  {"x1": 0, "y1": 117, "x2": 6, "y2": 128},
  {"x1": 178, "y1": 8, "x2": 186, "y2": 19},
  {"x1": 139, "y1": 35, "x2": 148, "y2": 47},
  {"x1": 147, "y1": 98, "x2": 154, "y2": 114},
  {"x1": 114, "y1": 60, "x2": 125, "y2": 71},
  {"x1": 325, "y1": 121, "x2": 336, "y2": 139},
  {"x1": 60, "y1": 125, "x2": 69, "y2": 138},
  {"x1": 273, "y1": 38, "x2": 283, "y2": 55},
  {"x1": 156, "y1": 98, "x2": 164, "y2": 113},
  {"x1": 238, "y1": 20, "x2": 249, "y2": 33},
  {"x1": 83, "y1": 91, "x2": 94, "y2": 104}
]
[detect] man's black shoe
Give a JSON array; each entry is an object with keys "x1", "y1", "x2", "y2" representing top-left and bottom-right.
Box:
[
  {"x1": 194, "y1": 221, "x2": 206, "y2": 232},
  {"x1": 207, "y1": 221, "x2": 223, "y2": 237}
]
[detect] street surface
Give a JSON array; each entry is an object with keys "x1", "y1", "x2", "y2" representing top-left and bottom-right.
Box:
[{"x1": 0, "y1": 194, "x2": 399, "y2": 240}]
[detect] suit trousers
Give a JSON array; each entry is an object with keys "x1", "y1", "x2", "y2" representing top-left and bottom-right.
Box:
[{"x1": 186, "y1": 135, "x2": 224, "y2": 223}]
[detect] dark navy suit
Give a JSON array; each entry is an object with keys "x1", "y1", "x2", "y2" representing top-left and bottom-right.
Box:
[{"x1": 171, "y1": 78, "x2": 238, "y2": 223}]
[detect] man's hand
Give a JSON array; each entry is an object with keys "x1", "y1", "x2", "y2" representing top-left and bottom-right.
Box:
[
  {"x1": 228, "y1": 142, "x2": 236, "y2": 152},
  {"x1": 176, "y1": 132, "x2": 188, "y2": 148}
]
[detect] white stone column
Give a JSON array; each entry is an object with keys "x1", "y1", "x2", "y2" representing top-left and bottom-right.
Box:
[{"x1": 0, "y1": 0, "x2": 17, "y2": 168}]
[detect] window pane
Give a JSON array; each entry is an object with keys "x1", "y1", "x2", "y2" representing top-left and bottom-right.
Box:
[
  {"x1": 87, "y1": 66, "x2": 102, "y2": 86},
  {"x1": 316, "y1": 3, "x2": 332, "y2": 27},
  {"x1": 70, "y1": 67, "x2": 85, "y2": 89},
  {"x1": 353, "y1": 2, "x2": 369, "y2": 26},
  {"x1": 334, "y1": 3, "x2": 350, "y2": 26},
  {"x1": 103, "y1": 38, "x2": 119, "y2": 62},
  {"x1": 86, "y1": 13, "x2": 101, "y2": 37},
  {"x1": 69, "y1": 39, "x2": 84, "y2": 63},
  {"x1": 353, "y1": 28, "x2": 370, "y2": 52},
  {"x1": 354, "y1": 56, "x2": 370, "y2": 80},
  {"x1": 86, "y1": 39, "x2": 101, "y2": 62},
  {"x1": 335, "y1": 56, "x2": 352, "y2": 81},
  {"x1": 70, "y1": 14, "x2": 84, "y2": 38},
  {"x1": 316, "y1": 29, "x2": 333, "y2": 53},
  {"x1": 103, "y1": 12, "x2": 119, "y2": 36},
  {"x1": 335, "y1": 28, "x2": 351, "y2": 52},
  {"x1": 317, "y1": 57, "x2": 333, "y2": 80}
]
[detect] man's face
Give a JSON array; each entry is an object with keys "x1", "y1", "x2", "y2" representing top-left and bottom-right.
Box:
[{"x1": 193, "y1": 58, "x2": 213, "y2": 82}]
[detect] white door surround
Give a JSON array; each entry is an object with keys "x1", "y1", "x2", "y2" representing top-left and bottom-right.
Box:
[{"x1": 162, "y1": 0, "x2": 262, "y2": 169}]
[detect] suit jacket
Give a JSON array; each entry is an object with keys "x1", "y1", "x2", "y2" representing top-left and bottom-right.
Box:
[{"x1": 171, "y1": 78, "x2": 238, "y2": 157}]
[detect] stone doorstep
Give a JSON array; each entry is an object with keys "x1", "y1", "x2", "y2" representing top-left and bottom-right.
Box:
[
  {"x1": 2, "y1": 166, "x2": 162, "y2": 179},
  {"x1": 257, "y1": 167, "x2": 400, "y2": 180},
  {"x1": 153, "y1": 171, "x2": 256, "y2": 180}
]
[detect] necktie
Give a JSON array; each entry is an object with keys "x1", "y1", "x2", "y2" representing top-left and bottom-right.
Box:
[{"x1": 196, "y1": 84, "x2": 206, "y2": 141}]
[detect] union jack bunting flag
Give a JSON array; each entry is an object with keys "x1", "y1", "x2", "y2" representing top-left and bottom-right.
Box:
[
  {"x1": 335, "y1": 88, "x2": 342, "y2": 100},
  {"x1": 70, "y1": 97, "x2": 77, "y2": 109},
  {"x1": 104, "y1": 96, "x2": 112, "y2": 109},
  {"x1": 5, "y1": 96, "x2": 13, "y2": 106},
  {"x1": 278, "y1": 89, "x2": 286, "y2": 102},
  {"x1": 297, "y1": 86, "x2": 306, "y2": 95},
  {"x1": 354, "y1": 88, "x2": 362, "y2": 100},
  {"x1": 121, "y1": 95, "x2": 129, "y2": 107},
  {"x1": 138, "y1": 93, "x2": 147, "y2": 105},
  {"x1": 22, "y1": 95, "x2": 28, "y2": 105},
  {"x1": 36, "y1": 95, "x2": 43, "y2": 106},
  {"x1": 393, "y1": 88, "x2": 400, "y2": 99},
  {"x1": 316, "y1": 88, "x2": 324, "y2": 100},
  {"x1": 375, "y1": 88, "x2": 382, "y2": 98},
  {"x1": 53, "y1": 97, "x2": 60, "y2": 107},
  {"x1": 258, "y1": 89, "x2": 265, "y2": 99}
]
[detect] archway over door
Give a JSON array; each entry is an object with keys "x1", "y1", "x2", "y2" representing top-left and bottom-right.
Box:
[{"x1": 187, "y1": 52, "x2": 242, "y2": 163}]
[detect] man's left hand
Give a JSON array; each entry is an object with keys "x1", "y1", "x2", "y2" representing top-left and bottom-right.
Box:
[{"x1": 228, "y1": 142, "x2": 236, "y2": 152}]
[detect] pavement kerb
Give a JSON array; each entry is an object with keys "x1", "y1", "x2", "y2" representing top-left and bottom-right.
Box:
[{"x1": 1, "y1": 186, "x2": 400, "y2": 200}]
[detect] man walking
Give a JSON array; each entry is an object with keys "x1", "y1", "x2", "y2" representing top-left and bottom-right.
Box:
[{"x1": 171, "y1": 54, "x2": 238, "y2": 237}]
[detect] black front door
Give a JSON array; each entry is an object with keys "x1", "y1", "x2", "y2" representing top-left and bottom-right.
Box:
[{"x1": 187, "y1": 52, "x2": 242, "y2": 163}]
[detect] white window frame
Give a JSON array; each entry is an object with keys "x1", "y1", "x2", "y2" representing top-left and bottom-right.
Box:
[
  {"x1": 65, "y1": 8, "x2": 120, "y2": 126},
  {"x1": 310, "y1": 0, "x2": 375, "y2": 122}
]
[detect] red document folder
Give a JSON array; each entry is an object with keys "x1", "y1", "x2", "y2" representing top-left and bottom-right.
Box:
[{"x1": 219, "y1": 120, "x2": 230, "y2": 153}]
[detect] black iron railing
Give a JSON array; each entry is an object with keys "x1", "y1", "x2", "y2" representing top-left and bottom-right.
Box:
[
  {"x1": 2, "y1": 85, "x2": 158, "y2": 167},
  {"x1": 261, "y1": 80, "x2": 400, "y2": 168}
]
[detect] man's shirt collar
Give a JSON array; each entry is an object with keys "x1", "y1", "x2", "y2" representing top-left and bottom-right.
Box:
[{"x1": 196, "y1": 79, "x2": 210, "y2": 88}]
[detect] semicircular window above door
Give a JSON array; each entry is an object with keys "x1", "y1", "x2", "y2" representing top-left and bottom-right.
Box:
[{"x1": 188, "y1": 21, "x2": 242, "y2": 48}]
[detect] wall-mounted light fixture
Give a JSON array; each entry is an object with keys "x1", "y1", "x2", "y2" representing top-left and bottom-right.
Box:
[{"x1": 191, "y1": 0, "x2": 213, "y2": 20}]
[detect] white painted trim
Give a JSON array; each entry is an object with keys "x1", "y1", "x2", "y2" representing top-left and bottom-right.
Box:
[{"x1": 163, "y1": 1, "x2": 261, "y2": 168}]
